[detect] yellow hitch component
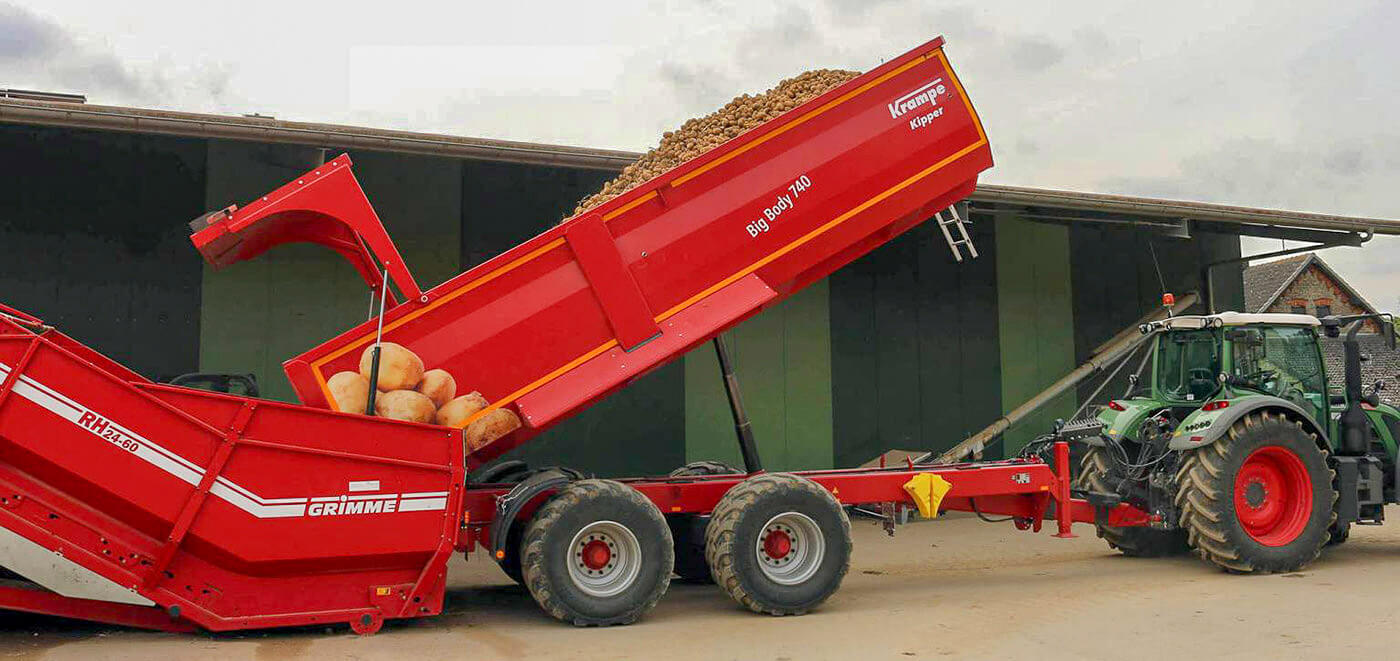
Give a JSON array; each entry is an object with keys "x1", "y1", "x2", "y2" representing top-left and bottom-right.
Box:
[{"x1": 902, "y1": 473, "x2": 953, "y2": 519}]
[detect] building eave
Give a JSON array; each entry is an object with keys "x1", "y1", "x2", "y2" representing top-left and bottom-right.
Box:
[
  {"x1": 6, "y1": 97, "x2": 1400, "y2": 237},
  {"x1": 0, "y1": 98, "x2": 638, "y2": 171}
]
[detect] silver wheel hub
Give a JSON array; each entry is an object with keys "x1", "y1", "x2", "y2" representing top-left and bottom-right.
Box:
[
  {"x1": 567, "y1": 521, "x2": 642, "y2": 598},
  {"x1": 756, "y1": 512, "x2": 824, "y2": 585}
]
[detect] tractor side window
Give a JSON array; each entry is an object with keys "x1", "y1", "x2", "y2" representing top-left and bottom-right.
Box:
[
  {"x1": 1155, "y1": 330, "x2": 1220, "y2": 401},
  {"x1": 1230, "y1": 326, "x2": 1326, "y2": 417}
]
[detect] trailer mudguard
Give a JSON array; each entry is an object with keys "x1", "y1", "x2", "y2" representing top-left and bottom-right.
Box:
[
  {"x1": 1168, "y1": 394, "x2": 1329, "y2": 450},
  {"x1": 488, "y1": 468, "x2": 582, "y2": 560}
]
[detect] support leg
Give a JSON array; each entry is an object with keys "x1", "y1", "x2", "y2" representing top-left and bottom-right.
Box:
[{"x1": 1053, "y1": 441, "x2": 1076, "y2": 538}]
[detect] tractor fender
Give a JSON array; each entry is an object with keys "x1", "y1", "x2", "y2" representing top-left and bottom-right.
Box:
[
  {"x1": 1089, "y1": 400, "x2": 1169, "y2": 447},
  {"x1": 1167, "y1": 395, "x2": 1330, "y2": 451},
  {"x1": 487, "y1": 467, "x2": 580, "y2": 561}
]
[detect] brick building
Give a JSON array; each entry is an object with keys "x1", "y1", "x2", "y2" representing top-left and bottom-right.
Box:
[
  {"x1": 1244, "y1": 252, "x2": 1397, "y2": 404},
  {"x1": 1244, "y1": 252, "x2": 1381, "y2": 332}
]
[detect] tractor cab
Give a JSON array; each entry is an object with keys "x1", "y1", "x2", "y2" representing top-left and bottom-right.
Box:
[{"x1": 1135, "y1": 312, "x2": 1330, "y2": 426}]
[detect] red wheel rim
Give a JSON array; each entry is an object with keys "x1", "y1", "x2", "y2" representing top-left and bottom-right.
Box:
[
  {"x1": 763, "y1": 529, "x2": 793, "y2": 560},
  {"x1": 1233, "y1": 445, "x2": 1312, "y2": 546},
  {"x1": 581, "y1": 539, "x2": 612, "y2": 570}
]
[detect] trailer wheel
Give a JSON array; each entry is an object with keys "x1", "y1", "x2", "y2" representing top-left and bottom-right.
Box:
[
  {"x1": 705, "y1": 473, "x2": 850, "y2": 615},
  {"x1": 667, "y1": 461, "x2": 743, "y2": 583},
  {"x1": 521, "y1": 479, "x2": 673, "y2": 626},
  {"x1": 1075, "y1": 446, "x2": 1189, "y2": 557},
  {"x1": 1175, "y1": 411, "x2": 1336, "y2": 573}
]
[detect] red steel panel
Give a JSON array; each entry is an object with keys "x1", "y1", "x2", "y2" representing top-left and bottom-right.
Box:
[
  {"x1": 564, "y1": 213, "x2": 660, "y2": 350},
  {"x1": 0, "y1": 323, "x2": 463, "y2": 633}
]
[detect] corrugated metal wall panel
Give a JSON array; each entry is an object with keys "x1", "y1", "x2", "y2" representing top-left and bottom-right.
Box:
[
  {"x1": 0, "y1": 125, "x2": 206, "y2": 381},
  {"x1": 829, "y1": 216, "x2": 1002, "y2": 467}
]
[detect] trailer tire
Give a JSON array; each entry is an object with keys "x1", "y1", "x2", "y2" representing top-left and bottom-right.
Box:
[
  {"x1": 705, "y1": 473, "x2": 850, "y2": 616},
  {"x1": 521, "y1": 479, "x2": 673, "y2": 626},
  {"x1": 667, "y1": 461, "x2": 743, "y2": 583},
  {"x1": 1075, "y1": 446, "x2": 1190, "y2": 557},
  {"x1": 1175, "y1": 411, "x2": 1336, "y2": 573}
]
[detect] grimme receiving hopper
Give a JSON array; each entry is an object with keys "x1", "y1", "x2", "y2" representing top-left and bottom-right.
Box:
[{"x1": 0, "y1": 37, "x2": 1139, "y2": 633}]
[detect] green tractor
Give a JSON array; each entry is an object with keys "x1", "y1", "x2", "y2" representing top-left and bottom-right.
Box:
[{"x1": 1072, "y1": 310, "x2": 1398, "y2": 573}]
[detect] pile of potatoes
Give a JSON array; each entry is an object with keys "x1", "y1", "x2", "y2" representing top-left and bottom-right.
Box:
[
  {"x1": 326, "y1": 342, "x2": 521, "y2": 451},
  {"x1": 571, "y1": 69, "x2": 861, "y2": 216}
]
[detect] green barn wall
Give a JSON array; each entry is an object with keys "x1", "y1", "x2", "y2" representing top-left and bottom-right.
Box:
[
  {"x1": 684, "y1": 279, "x2": 833, "y2": 471},
  {"x1": 0, "y1": 125, "x2": 207, "y2": 381},
  {"x1": 828, "y1": 215, "x2": 1003, "y2": 467},
  {"x1": 198, "y1": 143, "x2": 463, "y2": 402},
  {"x1": 995, "y1": 214, "x2": 1077, "y2": 454}
]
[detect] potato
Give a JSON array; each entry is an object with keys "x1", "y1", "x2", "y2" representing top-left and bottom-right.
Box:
[
  {"x1": 358, "y1": 342, "x2": 424, "y2": 392},
  {"x1": 435, "y1": 392, "x2": 488, "y2": 428},
  {"x1": 327, "y1": 371, "x2": 370, "y2": 414},
  {"x1": 569, "y1": 69, "x2": 859, "y2": 218},
  {"x1": 416, "y1": 369, "x2": 457, "y2": 409},
  {"x1": 464, "y1": 409, "x2": 522, "y2": 452},
  {"x1": 373, "y1": 389, "x2": 436, "y2": 424}
]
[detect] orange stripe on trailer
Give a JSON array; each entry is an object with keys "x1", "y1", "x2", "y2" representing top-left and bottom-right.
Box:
[
  {"x1": 455, "y1": 339, "x2": 619, "y2": 428},
  {"x1": 312, "y1": 237, "x2": 568, "y2": 408},
  {"x1": 455, "y1": 134, "x2": 988, "y2": 430},
  {"x1": 602, "y1": 191, "x2": 658, "y2": 221}
]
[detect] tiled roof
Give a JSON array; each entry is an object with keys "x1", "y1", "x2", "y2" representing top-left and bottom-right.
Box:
[
  {"x1": 1321, "y1": 335, "x2": 1400, "y2": 406},
  {"x1": 1243, "y1": 254, "x2": 1310, "y2": 312}
]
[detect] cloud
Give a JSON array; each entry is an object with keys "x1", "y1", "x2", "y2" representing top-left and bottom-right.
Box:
[
  {"x1": 0, "y1": 2, "x2": 151, "y2": 97},
  {"x1": 1007, "y1": 35, "x2": 1065, "y2": 72},
  {"x1": 1108, "y1": 132, "x2": 1400, "y2": 313},
  {"x1": 0, "y1": 2, "x2": 232, "y2": 107}
]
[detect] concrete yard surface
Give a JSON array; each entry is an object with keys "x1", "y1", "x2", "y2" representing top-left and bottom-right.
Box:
[{"x1": 3, "y1": 511, "x2": 1399, "y2": 660}]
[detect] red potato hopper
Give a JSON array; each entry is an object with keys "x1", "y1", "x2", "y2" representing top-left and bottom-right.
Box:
[{"x1": 191, "y1": 37, "x2": 992, "y2": 468}]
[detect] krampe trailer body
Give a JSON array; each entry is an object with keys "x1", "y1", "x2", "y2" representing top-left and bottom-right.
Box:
[{"x1": 0, "y1": 37, "x2": 1143, "y2": 633}]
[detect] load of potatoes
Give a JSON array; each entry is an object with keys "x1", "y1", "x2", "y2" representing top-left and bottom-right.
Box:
[
  {"x1": 325, "y1": 342, "x2": 520, "y2": 451},
  {"x1": 570, "y1": 69, "x2": 861, "y2": 218}
]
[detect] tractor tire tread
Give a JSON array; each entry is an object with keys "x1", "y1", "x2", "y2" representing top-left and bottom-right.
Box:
[
  {"x1": 1176, "y1": 413, "x2": 1335, "y2": 574},
  {"x1": 1075, "y1": 447, "x2": 1190, "y2": 557}
]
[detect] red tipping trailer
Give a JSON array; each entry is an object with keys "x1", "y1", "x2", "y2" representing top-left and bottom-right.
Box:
[
  {"x1": 0, "y1": 37, "x2": 1148, "y2": 633},
  {"x1": 191, "y1": 36, "x2": 992, "y2": 467}
]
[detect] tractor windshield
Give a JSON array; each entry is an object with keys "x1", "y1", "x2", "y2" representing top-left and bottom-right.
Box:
[
  {"x1": 1155, "y1": 329, "x2": 1222, "y2": 402},
  {"x1": 1228, "y1": 325, "x2": 1327, "y2": 420}
]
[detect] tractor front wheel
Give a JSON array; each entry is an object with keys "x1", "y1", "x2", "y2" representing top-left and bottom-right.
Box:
[
  {"x1": 1175, "y1": 411, "x2": 1335, "y2": 573},
  {"x1": 1075, "y1": 446, "x2": 1190, "y2": 557}
]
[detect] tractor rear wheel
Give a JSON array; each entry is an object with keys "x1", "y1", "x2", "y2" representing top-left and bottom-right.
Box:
[
  {"x1": 521, "y1": 479, "x2": 673, "y2": 626},
  {"x1": 705, "y1": 473, "x2": 851, "y2": 615},
  {"x1": 1175, "y1": 411, "x2": 1335, "y2": 573},
  {"x1": 1075, "y1": 446, "x2": 1190, "y2": 557}
]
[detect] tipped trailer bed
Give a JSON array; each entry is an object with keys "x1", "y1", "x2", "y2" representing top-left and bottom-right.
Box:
[{"x1": 0, "y1": 37, "x2": 1149, "y2": 633}]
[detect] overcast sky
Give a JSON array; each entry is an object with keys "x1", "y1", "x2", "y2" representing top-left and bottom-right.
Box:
[{"x1": 3, "y1": 1, "x2": 1397, "y2": 310}]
